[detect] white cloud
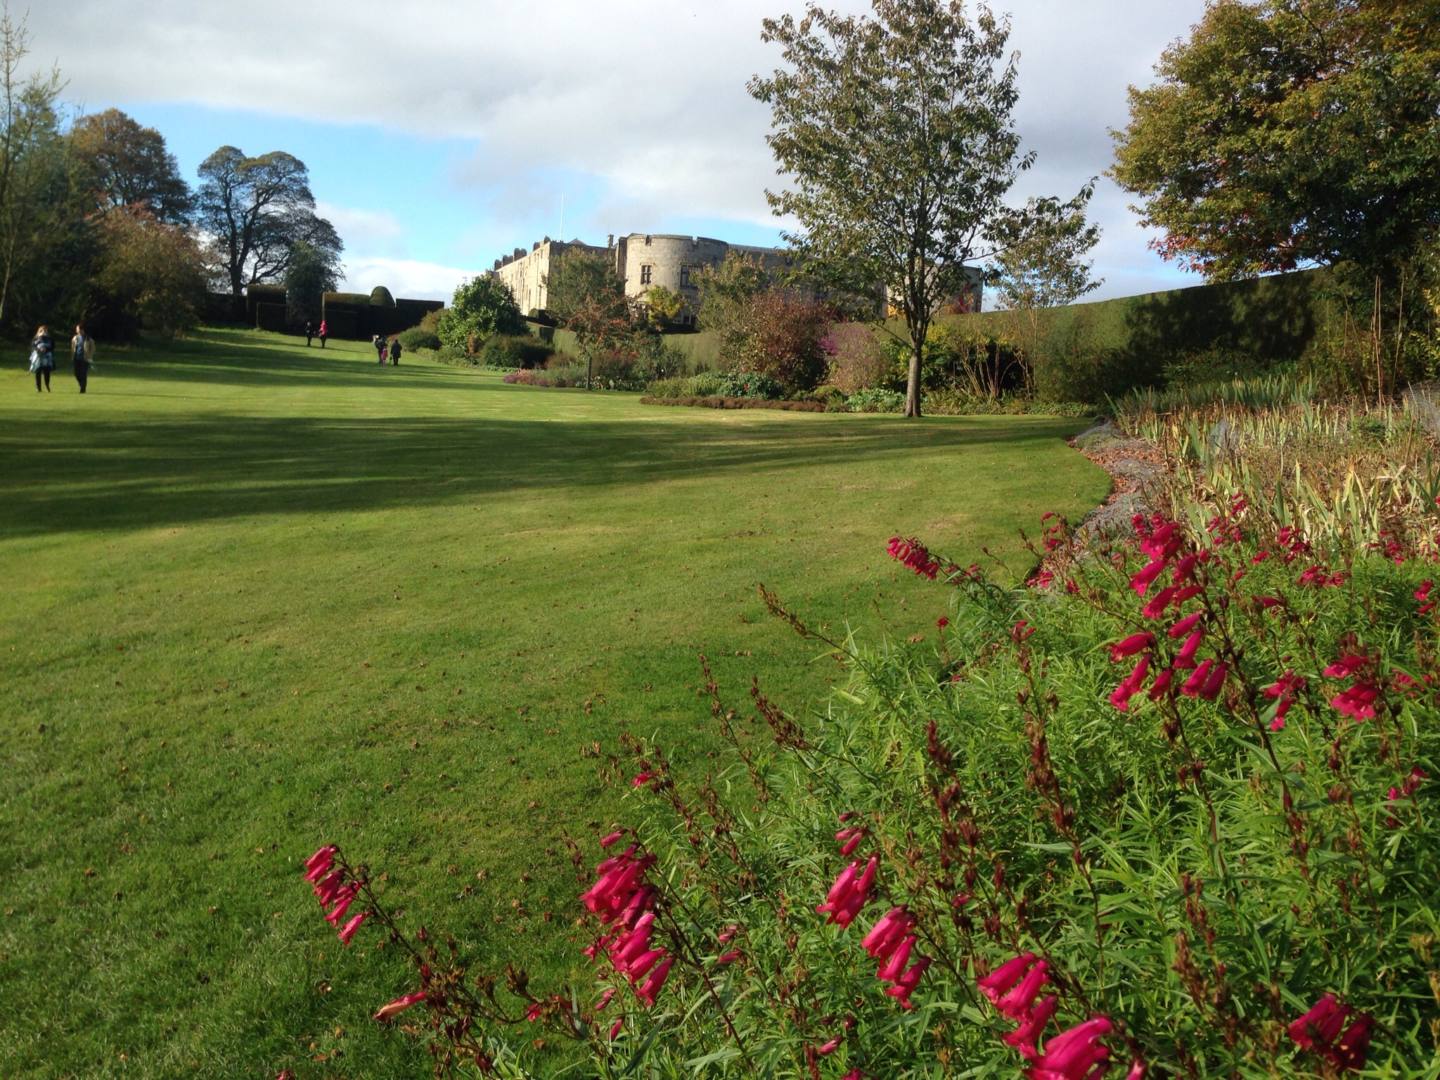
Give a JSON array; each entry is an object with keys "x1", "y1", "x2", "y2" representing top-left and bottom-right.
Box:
[
  {"x1": 340, "y1": 256, "x2": 476, "y2": 302},
  {"x1": 35, "y1": 0, "x2": 1211, "y2": 300},
  {"x1": 315, "y1": 202, "x2": 405, "y2": 256}
]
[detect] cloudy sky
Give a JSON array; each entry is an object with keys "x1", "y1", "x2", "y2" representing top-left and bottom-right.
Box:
[{"x1": 35, "y1": 0, "x2": 1209, "y2": 302}]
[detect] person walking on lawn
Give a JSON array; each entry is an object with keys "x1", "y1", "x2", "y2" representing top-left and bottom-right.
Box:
[
  {"x1": 305, "y1": 320, "x2": 314, "y2": 346},
  {"x1": 390, "y1": 336, "x2": 402, "y2": 365},
  {"x1": 318, "y1": 319, "x2": 328, "y2": 348},
  {"x1": 71, "y1": 324, "x2": 96, "y2": 393},
  {"x1": 29, "y1": 324, "x2": 54, "y2": 392}
]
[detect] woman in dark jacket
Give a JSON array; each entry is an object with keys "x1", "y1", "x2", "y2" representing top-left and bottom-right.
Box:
[{"x1": 71, "y1": 324, "x2": 95, "y2": 393}]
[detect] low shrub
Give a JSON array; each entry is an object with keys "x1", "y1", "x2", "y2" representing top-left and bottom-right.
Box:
[
  {"x1": 645, "y1": 372, "x2": 729, "y2": 399},
  {"x1": 823, "y1": 323, "x2": 890, "y2": 393},
  {"x1": 503, "y1": 365, "x2": 579, "y2": 388},
  {"x1": 714, "y1": 370, "x2": 784, "y2": 399},
  {"x1": 923, "y1": 389, "x2": 1095, "y2": 417},
  {"x1": 846, "y1": 387, "x2": 905, "y2": 413},
  {"x1": 732, "y1": 291, "x2": 836, "y2": 394},
  {"x1": 639, "y1": 395, "x2": 827, "y2": 412},
  {"x1": 479, "y1": 333, "x2": 554, "y2": 369},
  {"x1": 396, "y1": 309, "x2": 443, "y2": 353}
]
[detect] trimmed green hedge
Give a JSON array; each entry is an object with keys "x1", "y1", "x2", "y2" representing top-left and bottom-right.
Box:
[
  {"x1": 639, "y1": 395, "x2": 826, "y2": 412},
  {"x1": 255, "y1": 302, "x2": 288, "y2": 332}
]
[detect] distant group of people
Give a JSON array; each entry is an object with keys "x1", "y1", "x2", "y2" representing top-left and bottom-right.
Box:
[
  {"x1": 29, "y1": 324, "x2": 95, "y2": 393},
  {"x1": 300, "y1": 319, "x2": 400, "y2": 364},
  {"x1": 371, "y1": 333, "x2": 403, "y2": 365}
]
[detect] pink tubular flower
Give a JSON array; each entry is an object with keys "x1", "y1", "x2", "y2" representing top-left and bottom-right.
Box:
[
  {"x1": 313, "y1": 868, "x2": 346, "y2": 906},
  {"x1": 1324, "y1": 653, "x2": 1369, "y2": 679},
  {"x1": 1180, "y1": 658, "x2": 1215, "y2": 698},
  {"x1": 876, "y1": 934, "x2": 916, "y2": 982},
  {"x1": 1129, "y1": 559, "x2": 1166, "y2": 597},
  {"x1": 1173, "y1": 628, "x2": 1204, "y2": 669},
  {"x1": 596, "y1": 988, "x2": 615, "y2": 1011},
  {"x1": 609, "y1": 1017, "x2": 624, "y2": 1040},
  {"x1": 1417, "y1": 580, "x2": 1435, "y2": 615},
  {"x1": 324, "y1": 885, "x2": 359, "y2": 926},
  {"x1": 888, "y1": 536, "x2": 942, "y2": 579},
  {"x1": 1003, "y1": 994, "x2": 1058, "y2": 1061},
  {"x1": 861, "y1": 907, "x2": 914, "y2": 958},
  {"x1": 1328, "y1": 1015, "x2": 1374, "y2": 1070},
  {"x1": 635, "y1": 955, "x2": 674, "y2": 1007},
  {"x1": 1148, "y1": 666, "x2": 1176, "y2": 701},
  {"x1": 883, "y1": 955, "x2": 931, "y2": 1009},
  {"x1": 1198, "y1": 660, "x2": 1228, "y2": 701},
  {"x1": 817, "y1": 855, "x2": 878, "y2": 928},
  {"x1": 304, "y1": 845, "x2": 337, "y2": 881},
  {"x1": 815, "y1": 1037, "x2": 842, "y2": 1056},
  {"x1": 337, "y1": 911, "x2": 368, "y2": 945},
  {"x1": 631, "y1": 771, "x2": 654, "y2": 788},
  {"x1": 1109, "y1": 655, "x2": 1150, "y2": 711},
  {"x1": 1263, "y1": 671, "x2": 1305, "y2": 730},
  {"x1": 1110, "y1": 632, "x2": 1155, "y2": 662},
  {"x1": 716, "y1": 949, "x2": 742, "y2": 966},
  {"x1": 1331, "y1": 682, "x2": 1379, "y2": 721},
  {"x1": 1028, "y1": 1015, "x2": 1113, "y2": 1080},
  {"x1": 599, "y1": 830, "x2": 625, "y2": 848},
  {"x1": 374, "y1": 990, "x2": 426, "y2": 1022},
  {"x1": 1140, "y1": 586, "x2": 1178, "y2": 620},
  {"x1": 1167, "y1": 611, "x2": 1203, "y2": 639},
  {"x1": 836, "y1": 826, "x2": 867, "y2": 857},
  {"x1": 1125, "y1": 1060, "x2": 1147, "y2": 1079},
  {"x1": 995, "y1": 960, "x2": 1051, "y2": 1020},
  {"x1": 977, "y1": 952, "x2": 1040, "y2": 1005},
  {"x1": 1288, "y1": 993, "x2": 1350, "y2": 1053}
]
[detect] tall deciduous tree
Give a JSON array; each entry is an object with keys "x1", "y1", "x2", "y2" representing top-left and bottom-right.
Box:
[
  {"x1": 546, "y1": 249, "x2": 622, "y2": 324},
  {"x1": 92, "y1": 206, "x2": 207, "y2": 338},
  {"x1": 1110, "y1": 0, "x2": 1440, "y2": 283},
  {"x1": 69, "y1": 108, "x2": 192, "y2": 224},
  {"x1": 749, "y1": 0, "x2": 1031, "y2": 417},
  {"x1": 195, "y1": 146, "x2": 342, "y2": 314},
  {"x1": 0, "y1": 4, "x2": 80, "y2": 330}
]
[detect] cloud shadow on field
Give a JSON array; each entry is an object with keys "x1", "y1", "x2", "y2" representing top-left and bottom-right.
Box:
[{"x1": 0, "y1": 332, "x2": 1091, "y2": 539}]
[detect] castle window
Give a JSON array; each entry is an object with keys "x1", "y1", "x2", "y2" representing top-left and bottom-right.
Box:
[
  {"x1": 679, "y1": 266, "x2": 691, "y2": 289},
  {"x1": 641, "y1": 265, "x2": 653, "y2": 285}
]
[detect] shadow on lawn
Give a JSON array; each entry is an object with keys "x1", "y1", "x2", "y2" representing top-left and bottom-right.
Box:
[
  {"x1": 1, "y1": 412, "x2": 1085, "y2": 538},
  {"x1": 1, "y1": 331, "x2": 1090, "y2": 537}
]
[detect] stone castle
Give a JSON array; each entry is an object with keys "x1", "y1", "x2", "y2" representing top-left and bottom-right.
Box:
[
  {"x1": 490, "y1": 232, "x2": 982, "y2": 324},
  {"x1": 491, "y1": 233, "x2": 794, "y2": 327}
]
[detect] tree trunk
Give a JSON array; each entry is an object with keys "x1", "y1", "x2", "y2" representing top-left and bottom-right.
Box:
[{"x1": 904, "y1": 342, "x2": 923, "y2": 417}]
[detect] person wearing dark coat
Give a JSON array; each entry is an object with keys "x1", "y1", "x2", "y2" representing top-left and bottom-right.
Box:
[
  {"x1": 390, "y1": 337, "x2": 402, "y2": 365},
  {"x1": 71, "y1": 324, "x2": 95, "y2": 393}
]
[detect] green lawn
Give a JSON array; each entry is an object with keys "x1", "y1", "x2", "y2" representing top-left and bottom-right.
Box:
[{"x1": 0, "y1": 329, "x2": 1107, "y2": 1077}]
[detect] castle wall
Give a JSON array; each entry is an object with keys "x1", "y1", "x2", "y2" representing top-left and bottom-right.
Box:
[
  {"x1": 620, "y1": 234, "x2": 731, "y2": 324},
  {"x1": 492, "y1": 238, "x2": 608, "y2": 317}
]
